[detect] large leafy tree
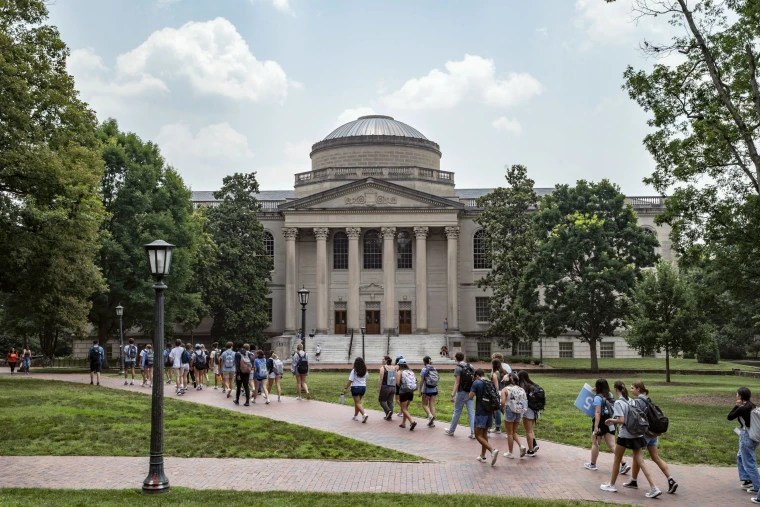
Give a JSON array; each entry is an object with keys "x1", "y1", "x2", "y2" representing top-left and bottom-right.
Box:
[
  {"x1": 0, "y1": 0, "x2": 106, "y2": 357},
  {"x1": 521, "y1": 180, "x2": 659, "y2": 372},
  {"x1": 88, "y1": 119, "x2": 205, "y2": 350},
  {"x1": 625, "y1": 260, "x2": 706, "y2": 382},
  {"x1": 204, "y1": 173, "x2": 272, "y2": 343},
  {"x1": 475, "y1": 165, "x2": 540, "y2": 355}
]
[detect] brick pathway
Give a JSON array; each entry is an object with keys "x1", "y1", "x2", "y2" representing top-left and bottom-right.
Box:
[{"x1": 0, "y1": 373, "x2": 745, "y2": 505}]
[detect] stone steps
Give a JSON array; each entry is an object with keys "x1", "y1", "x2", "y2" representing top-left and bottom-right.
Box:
[{"x1": 298, "y1": 334, "x2": 457, "y2": 365}]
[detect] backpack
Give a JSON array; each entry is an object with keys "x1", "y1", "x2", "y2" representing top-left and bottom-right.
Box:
[
  {"x1": 181, "y1": 349, "x2": 191, "y2": 364},
  {"x1": 527, "y1": 385, "x2": 546, "y2": 412},
  {"x1": 459, "y1": 364, "x2": 475, "y2": 392},
  {"x1": 213, "y1": 349, "x2": 221, "y2": 366},
  {"x1": 223, "y1": 350, "x2": 235, "y2": 369},
  {"x1": 749, "y1": 408, "x2": 760, "y2": 443},
  {"x1": 507, "y1": 386, "x2": 528, "y2": 414},
  {"x1": 622, "y1": 399, "x2": 650, "y2": 436},
  {"x1": 127, "y1": 345, "x2": 137, "y2": 360},
  {"x1": 273, "y1": 358, "x2": 284, "y2": 376},
  {"x1": 400, "y1": 370, "x2": 417, "y2": 392},
  {"x1": 145, "y1": 351, "x2": 154, "y2": 367},
  {"x1": 164, "y1": 349, "x2": 172, "y2": 367},
  {"x1": 240, "y1": 352, "x2": 252, "y2": 374},
  {"x1": 641, "y1": 397, "x2": 669, "y2": 436},
  {"x1": 255, "y1": 358, "x2": 268, "y2": 378},
  {"x1": 480, "y1": 379, "x2": 501, "y2": 413},
  {"x1": 194, "y1": 352, "x2": 206, "y2": 369},
  {"x1": 88, "y1": 345, "x2": 102, "y2": 363},
  {"x1": 384, "y1": 366, "x2": 396, "y2": 386},
  {"x1": 296, "y1": 352, "x2": 309, "y2": 374},
  {"x1": 424, "y1": 366, "x2": 440, "y2": 388}
]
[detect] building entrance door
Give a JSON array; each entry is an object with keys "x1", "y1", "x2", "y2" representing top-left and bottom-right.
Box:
[
  {"x1": 365, "y1": 310, "x2": 380, "y2": 334},
  {"x1": 399, "y1": 310, "x2": 412, "y2": 334},
  {"x1": 334, "y1": 310, "x2": 346, "y2": 335}
]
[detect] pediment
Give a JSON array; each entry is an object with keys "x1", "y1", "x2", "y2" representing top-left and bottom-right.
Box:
[{"x1": 278, "y1": 178, "x2": 463, "y2": 211}]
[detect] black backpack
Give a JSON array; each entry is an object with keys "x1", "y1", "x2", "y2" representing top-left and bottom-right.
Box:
[
  {"x1": 296, "y1": 353, "x2": 309, "y2": 374},
  {"x1": 480, "y1": 379, "x2": 501, "y2": 413},
  {"x1": 88, "y1": 345, "x2": 101, "y2": 363},
  {"x1": 194, "y1": 352, "x2": 206, "y2": 369},
  {"x1": 641, "y1": 397, "x2": 669, "y2": 435},
  {"x1": 459, "y1": 364, "x2": 475, "y2": 392},
  {"x1": 528, "y1": 385, "x2": 546, "y2": 411},
  {"x1": 181, "y1": 349, "x2": 191, "y2": 364}
]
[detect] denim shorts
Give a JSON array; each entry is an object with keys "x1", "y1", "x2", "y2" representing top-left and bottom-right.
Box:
[
  {"x1": 644, "y1": 433, "x2": 659, "y2": 447},
  {"x1": 350, "y1": 386, "x2": 366, "y2": 397},
  {"x1": 474, "y1": 414, "x2": 493, "y2": 429},
  {"x1": 504, "y1": 406, "x2": 523, "y2": 423}
]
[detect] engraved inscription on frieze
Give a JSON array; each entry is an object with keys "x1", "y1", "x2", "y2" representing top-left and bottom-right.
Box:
[{"x1": 345, "y1": 192, "x2": 397, "y2": 206}]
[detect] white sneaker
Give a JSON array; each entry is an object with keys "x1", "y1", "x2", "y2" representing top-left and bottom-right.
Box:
[
  {"x1": 645, "y1": 487, "x2": 662, "y2": 499},
  {"x1": 130, "y1": 380, "x2": 134, "y2": 385},
  {"x1": 491, "y1": 449, "x2": 499, "y2": 466},
  {"x1": 584, "y1": 462, "x2": 598, "y2": 471},
  {"x1": 600, "y1": 483, "x2": 617, "y2": 493},
  {"x1": 396, "y1": 412, "x2": 403, "y2": 418},
  {"x1": 124, "y1": 380, "x2": 128, "y2": 385},
  {"x1": 278, "y1": 396, "x2": 281, "y2": 402},
  {"x1": 444, "y1": 429, "x2": 455, "y2": 436},
  {"x1": 296, "y1": 396, "x2": 302, "y2": 400},
  {"x1": 265, "y1": 398, "x2": 270, "y2": 404},
  {"x1": 519, "y1": 445, "x2": 527, "y2": 458},
  {"x1": 468, "y1": 433, "x2": 476, "y2": 439},
  {"x1": 352, "y1": 416, "x2": 358, "y2": 421},
  {"x1": 503, "y1": 452, "x2": 515, "y2": 459},
  {"x1": 476, "y1": 456, "x2": 488, "y2": 463}
]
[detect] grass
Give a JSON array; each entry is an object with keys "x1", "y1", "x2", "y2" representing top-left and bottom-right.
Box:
[
  {"x1": 539, "y1": 357, "x2": 748, "y2": 370},
  {"x1": 0, "y1": 489, "x2": 616, "y2": 507},
  {"x1": 295, "y1": 370, "x2": 760, "y2": 466},
  {"x1": 0, "y1": 378, "x2": 417, "y2": 462}
]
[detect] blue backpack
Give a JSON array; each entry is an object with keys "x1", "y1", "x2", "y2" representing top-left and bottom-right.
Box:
[{"x1": 88, "y1": 345, "x2": 102, "y2": 363}]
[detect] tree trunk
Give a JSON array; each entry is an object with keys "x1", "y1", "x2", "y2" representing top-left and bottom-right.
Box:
[
  {"x1": 511, "y1": 337, "x2": 518, "y2": 356},
  {"x1": 97, "y1": 322, "x2": 111, "y2": 369},
  {"x1": 39, "y1": 327, "x2": 58, "y2": 359},
  {"x1": 665, "y1": 344, "x2": 671, "y2": 383},
  {"x1": 589, "y1": 339, "x2": 599, "y2": 373}
]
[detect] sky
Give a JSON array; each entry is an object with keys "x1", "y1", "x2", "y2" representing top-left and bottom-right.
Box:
[{"x1": 48, "y1": 0, "x2": 686, "y2": 195}]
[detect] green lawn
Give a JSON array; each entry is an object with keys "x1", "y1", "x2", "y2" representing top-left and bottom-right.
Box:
[
  {"x1": 0, "y1": 489, "x2": 615, "y2": 507},
  {"x1": 293, "y1": 370, "x2": 760, "y2": 466},
  {"x1": 540, "y1": 357, "x2": 749, "y2": 370},
  {"x1": 0, "y1": 378, "x2": 417, "y2": 461}
]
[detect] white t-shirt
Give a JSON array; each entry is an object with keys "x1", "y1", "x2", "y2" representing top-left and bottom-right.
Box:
[
  {"x1": 170, "y1": 346, "x2": 184, "y2": 368},
  {"x1": 124, "y1": 344, "x2": 138, "y2": 362},
  {"x1": 315, "y1": 346, "x2": 321, "y2": 354},
  {"x1": 348, "y1": 369, "x2": 368, "y2": 387}
]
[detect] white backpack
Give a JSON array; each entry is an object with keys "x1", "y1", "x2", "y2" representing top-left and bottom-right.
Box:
[
  {"x1": 400, "y1": 370, "x2": 417, "y2": 392},
  {"x1": 507, "y1": 386, "x2": 527, "y2": 414},
  {"x1": 749, "y1": 408, "x2": 760, "y2": 443},
  {"x1": 273, "y1": 358, "x2": 284, "y2": 376}
]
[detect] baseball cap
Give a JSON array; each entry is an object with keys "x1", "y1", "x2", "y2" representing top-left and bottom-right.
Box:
[
  {"x1": 195, "y1": 344, "x2": 201, "y2": 349},
  {"x1": 397, "y1": 358, "x2": 407, "y2": 365},
  {"x1": 395, "y1": 354, "x2": 405, "y2": 360}
]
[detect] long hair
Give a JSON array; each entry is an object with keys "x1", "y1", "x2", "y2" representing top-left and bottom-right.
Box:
[
  {"x1": 383, "y1": 355, "x2": 392, "y2": 365},
  {"x1": 613, "y1": 380, "x2": 629, "y2": 400},
  {"x1": 632, "y1": 381, "x2": 649, "y2": 396},
  {"x1": 595, "y1": 379, "x2": 611, "y2": 400},
  {"x1": 517, "y1": 370, "x2": 535, "y2": 391},
  {"x1": 491, "y1": 358, "x2": 501, "y2": 375},
  {"x1": 353, "y1": 357, "x2": 367, "y2": 377},
  {"x1": 738, "y1": 387, "x2": 752, "y2": 402}
]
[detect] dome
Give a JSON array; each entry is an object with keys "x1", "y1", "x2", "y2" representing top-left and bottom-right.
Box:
[{"x1": 324, "y1": 115, "x2": 428, "y2": 141}]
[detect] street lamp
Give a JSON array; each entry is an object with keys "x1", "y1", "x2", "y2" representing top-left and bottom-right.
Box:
[
  {"x1": 298, "y1": 285, "x2": 309, "y2": 349},
  {"x1": 116, "y1": 304, "x2": 124, "y2": 375},
  {"x1": 360, "y1": 326, "x2": 366, "y2": 360},
  {"x1": 142, "y1": 239, "x2": 174, "y2": 495}
]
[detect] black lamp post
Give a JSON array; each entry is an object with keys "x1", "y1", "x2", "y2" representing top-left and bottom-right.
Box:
[
  {"x1": 298, "y1": 285, "x2": 309, "y2": 349},
  {"x1": 116, "y1": 304, "x2": 124, "y2": 375},
  {"x1": 142, "y1": 239, "x2": 174, "y2": 495},
  {"x1": 360, "y1": 326, "x2": 366, "y2": 360}
]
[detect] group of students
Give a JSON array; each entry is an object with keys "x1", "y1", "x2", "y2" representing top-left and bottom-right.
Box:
[
  {"x1": 122, "y1": 338, "x2": 155, "y2": 387},
  {"x1": 5, "y1": 347, "x2": 31, "y2": 375}
]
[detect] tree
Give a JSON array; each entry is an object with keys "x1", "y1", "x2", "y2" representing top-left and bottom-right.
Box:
[
  {"x1": 204, "y1": 173, "x2": 272, "y2": 343},
  {"x1": 0, "y1": 0, "x2": 106, "y2": 357},
  {"x1": 521, "y1": 180, "x2": 659, "y2": 372},
  {"x1": 88, "y1": 119, "x2": 205, "y2": 352},
  {"x1": 475, "y1": 165, "x2": 540, "y2": 355},
  {"x1": 625, "y1": 260, "x2": 706, "y2": 382}
]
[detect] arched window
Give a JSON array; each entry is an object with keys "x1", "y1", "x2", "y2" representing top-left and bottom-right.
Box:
[
  {"x1": 263, "y1": 231, "x2": 274, "y2": 258},
  {"x1": 333, "y1": 232, "x2": 348, "y2": 270},
  {"x1": 641, "y1": 226, "x2": 657, "y2": 240},
  {"x1": 473, "y1": 229, "x2": 491, "y2": 269},
  {"x1": 397, "y1": 230, "x2": 412, "y2": 269},
  {"x1": 363, "y1": 229, "x2": 382, "y2": 269}
]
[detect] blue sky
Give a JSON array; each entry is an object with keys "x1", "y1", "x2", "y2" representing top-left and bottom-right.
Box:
[{"x1": 49, "y1": 0, "x2": 682, "y2": 194}]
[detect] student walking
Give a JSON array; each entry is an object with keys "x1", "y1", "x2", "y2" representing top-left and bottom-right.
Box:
[
  {"x1": 253, "y1": 349, "x2": 270, "y2": 404},
  {"x1": 169, "y1": 339, "x2": 185, "y2": 394},
  {"x1": 142, "y1": 344, "x2": 154, "y2": 387},
  {"x1": 209, "y1": 343, "x2": 221, "y2": 390},
  {"x1": 163, "y1": 344, "x2": 173, "y2": 384},
  {"x1": 444, "y1": 352, "x2": 476, "y2": 439},
  {"x1": 292, "y1": 343, "x2": 310, "y2": 400},
  {"x1": 182, "y1": 344, "x2": 193, "y2": 390},
  {"x1": 625, "y1": 382, "x2": 678, "y2": 494},
  {"x1": 21, "y1": 346, "x2": 31, "y2": 374},
  {"x1": 518, "y1": 370, "x2": 543, "y2": 456},
  {"x1": 729, "y1": 386, "x2": 760, "y2": 502},
  {"x1": 234, "y1": 343, "x2": 253, "y2": 406},
  {"x1": 315, "y1": 344, "x2": 321, "y2": 362},
  {"x1": 490, "y1": 358, "x2": 504, "y2": 434},
  {"x1": 396, "y1": 358, "x2": 417, "y2": 430},
  {"x1": 88, "y1": 340, "x2": 104, "y2": 386},
  {"x1": 500, "y1": 372, "x2": 526, "y2": 459},
  {"x1": 123, "y1": 338, "x2": 138, "y2": 385},
  {"x1": 343, "y1": 357, "x2": 369, "y2": 422},
  {"x1": 377, "y1": 355, "x2": 396, "y2": 420},
  {"x1": 420, "y1": 356, "x2": 438, "y2": 427},
  {"x1": 394, "y1": 355, "x2": 404, "y2": 417},
  {"x1": 6, "y1": 348, "x2": 18, "y2": 374},
  {"x1": 585, "y1": 378, "x2": 630, "y2": 475},
  {"x1": 267, "y1": 352, "x2": 283, "y2": 401},
  {"x1": 600, "y1": 380, "x2": 662, "y2": 498},
  {"x1": 220, "y1": 342, "x2": 236, "y2": 398},
  {"x1": 192, "y1": 345, "x2": 207, "y2": 390},
  {"x1": 469, "y1": 368, "x2": 499, "y2": 466}
]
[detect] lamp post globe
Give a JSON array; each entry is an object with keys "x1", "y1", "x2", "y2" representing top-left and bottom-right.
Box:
[
  {"x1": 142, "y1": 240, "x2": 174, "y2": 495},
  {"x1": 298, "y1": 286, "x2": 309, "y2": 349},
  {"x1": 116, "y1": 304, "x2": 124, "y2": 375}
]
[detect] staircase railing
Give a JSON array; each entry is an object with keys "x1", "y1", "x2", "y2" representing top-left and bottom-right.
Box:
[
  {"x1": 386, "y1": 330, "x2": 391, "y2": 356},
  {"x1": 347, "y1": 329, "x2": 354, "y2": 363}
]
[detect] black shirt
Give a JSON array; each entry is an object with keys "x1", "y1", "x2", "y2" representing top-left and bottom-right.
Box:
[{"x1": 728, "y1": 401, "x2": 755, "y2": 428}]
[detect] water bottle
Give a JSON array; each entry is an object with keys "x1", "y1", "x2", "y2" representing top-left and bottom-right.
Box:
[{"x1": 340, "y1": 393, "x2": 345, "y2": 405}]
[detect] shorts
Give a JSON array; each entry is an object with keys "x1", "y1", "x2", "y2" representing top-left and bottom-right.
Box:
[
  {"x1": 268, "y1": 372, "x2": 278, "y2": 379},
  {"x1": 124, "y1": 360, "x2": 136, "y2": 368},
  {"x1": 395, "y1": 385, "x2": 400, "y2": 395},
  {"x1": 214, "y1": 366, "x2": 219, "y2": 375},
  {"x1": 350, "y1": 386, "x2": 366, "y2": 397},
  {"x1": 617, "y1": 436, "x2": 649, "y2": 450},
  {"x1": 195, "y1": 365, "x2": 206, "y2": 372},
  {"x1": 504, "y1": 407, "x2": 523, "y2": 423},
  {"x1": 474, "y1": 414, "x2": 493, "y2": 429},
  {"x1": 182, "y1": 364, "x2": 190, "y2": 372},
  {"x1": 592, "y1": 419, "x2": 615, "y2": 437},
  {"x1": 399, "y1": 392, "x2": 414, "y2": 403},
  {"x1": 524, "y1": 408, "x2": 537, "y2": 420},
  {"x1": 422, "y1": 390, "x2": 438, "y2": 397},
  {"x1": 254, "y1": 376, "x2": 267, "y2": 382},
  {"x1": 222, "y1": 371, "x2": 234, "y2": 380},
  {"x1": 90, "y1": 361, "x2": 102, "y2": 373},
  {"x1": 644, "y1": 434, "x2": 658, "y2": 447}
]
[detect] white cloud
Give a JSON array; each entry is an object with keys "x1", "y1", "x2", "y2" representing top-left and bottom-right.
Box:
[
  {"x1": 257, "y1": 139, "x2": 313, "y2": 188},
  {"x1": 336, "y1": 107, "x2": 376, "y2": 126},
  {"x1": 574, "y1": 0, "x2": 676, "y2": 51},
  {"x1": 380, "y1": 54, "x2": 544, "y2": 110},
  {"x1": 271, "y1": 0, "x2": 294, "y2": 15},
  {"x1": 156, "y1": 123, "x2": 254, "y2": 181},
  {"x1": 491, "y1": 117, "x2": 522, "y2": 135},
  {"x1": 536, "y1": 27, "x2": 548, "y2": 36}
]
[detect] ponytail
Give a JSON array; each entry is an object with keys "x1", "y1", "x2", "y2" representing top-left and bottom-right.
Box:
[
  {"x1": 613, "y1": 380, "x2": 629, "y2": 400},
  {"x1": 632, "y1": 381, "x2": 649, "y2": 396}
]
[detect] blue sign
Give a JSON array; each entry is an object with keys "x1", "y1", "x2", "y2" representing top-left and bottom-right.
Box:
[{"x1": 574, "y1": 383, "x2": 596, "y2": 418}]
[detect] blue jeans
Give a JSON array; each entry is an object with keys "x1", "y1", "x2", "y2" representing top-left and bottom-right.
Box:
[
  {"x1": 448, "y1": 391, "x2": 474, "y2": 435},
  {"x1": 737, "y1": 429, "x2": 760, "y2": 495},
  {"x1": 493, "y1": 406, "x2": 502, "y2": 429}
]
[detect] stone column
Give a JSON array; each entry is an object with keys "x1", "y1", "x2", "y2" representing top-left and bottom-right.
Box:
[
  {"x1": 314, "y1": 228, "x2": 329, "y2": 334},
  {"x1": 283, "y1": 227, "x2": 299, "y2": 334},
  {"x1": 445, "y1": 226, "x2": 460, "y2": 331},
  {"x1": 382, "y1": 227, "x2": 396, "y2": 334},
  {"x1": 413, "y1": 226, "x2": 429, "y2": 333},
  {"x1": 346, "y1": 227, "x2": 362, "y2": 332}
]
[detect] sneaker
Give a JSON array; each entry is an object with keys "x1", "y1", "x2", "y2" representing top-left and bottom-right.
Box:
[
  {"x1": 130, "y1": 380, "x2": 134, "y2": 385},
  {"x1": 227, "y1": 390, "x2": 231, "y2": 399},
  {"x1": 296, "y1": 396, "x2": 302, "y2": 400},
  {"x1": 352, "y1": 416, "x2": 358, "y2": 421},
  {"x1": 265, "y1": 398, "x2": 270, "y2": 405},
  {"x1": 396, "y1": 412, "x2": 403, "y2": 418},
  {"x1": 751, "y1": 499, "x2": 760, "y2": 504},
  {"x1": 744, "y1": 481, "x2": 754, "y2": 488},
  {"x1": 469, "y1": 433, "x2": 476, "y2": 439},
  {"x1": 96, "y1": 382, "x2": 100, "y2": 386},
  {"x1": 476, "y1": 456, "x2": 488, "y2": 463},
  {"x1": 385, "y1": 411, "x2": 393, "y2": 421},
  {"x1": 427, "y1": 416, "x2": 435, "y2": 427},
  {"x1": 243, "y1": 402, "x2": 250, "y2": 407},
  {"x1": 600, "y1": 483, "x2": 617, "y2": 493},
  {"x1": 519, "y1": 446, "x2": 526, "y2": 458},
  {"x1": 494, "y1": 428, "x2": 501, "y2": 434},
  {"x1": 491, "y1": 449, "x2": 499, "y2": 466},
  {"x1": 399, "y1": 424, "x2": 406, "y2": 429},
  {"x1": 124, "y1": 380, "x2": 128, "y2": 385},
  {"x1": 667, "y1": 478, "x2": 678, "y2": 494},
  {"x1": 444, "y1": 429, "x2": 454, "y2": 436},
  {"x1": 526, "y1": 450, "x2": 536, "y2": 457},
  {"x1": 430, "y1": 423, "x2": 435, "y2": 427},
  {"x1": 645, "y1": 487, "x2": 662, "y2": 499},
  {"x1": 533, "y1": 445, "x2": 539, "y2": 453},
  {"x1": 363, "y1": 415, "x2": 369, "y2": 423},
  {"x1": 620, "y1": 462, "x2": 631, "y2": 475},
  {"x1": 233, "y1": 399, "x2": 239, "y2": 405},
  {"x1": 214, "y1": 386, "x2": 218, "y2": 390},
  {"x1": 584, "y1": 462, "x2": 598, "y2": 471},
  {"x1": 165, "y1": 379, "x2": 172, "y2": 384},
  {"x1": 410, "y1": 421, "x2": 417, "y2": 431},
  {"x1": 749, "y1": 488, "x2": 759, "y2": 494},
  {"x1": 503, "y1": 452, "x2": 515, "y2": 459},
  {"x1": 623, "y1": 480, "x2": 638, "y2": 489}
]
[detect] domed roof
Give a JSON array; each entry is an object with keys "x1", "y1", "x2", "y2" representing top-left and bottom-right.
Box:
[{"x1": 324, "y1": 115, "x2": 428, "y2": 141}]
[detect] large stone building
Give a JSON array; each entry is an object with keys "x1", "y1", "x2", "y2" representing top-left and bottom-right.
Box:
[{"x1": 188, "y1": 115, "x2": 673, "y2": 363}]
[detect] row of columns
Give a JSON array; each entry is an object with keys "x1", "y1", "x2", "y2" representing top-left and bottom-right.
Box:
[{"x1": 283, "y1": 226, "x2": 460, "y2": 335}]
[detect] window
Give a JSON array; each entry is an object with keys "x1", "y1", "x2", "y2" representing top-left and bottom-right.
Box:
[
  {"x1": 517, "y1": 342, "x2": 532, "y2": 356},
  {"x1": 559, "y1": 342, "x2": 574, "y2": 358},
  {"x1": 600, "y1": 342, "x2": 615, "y2": 359},
  {"x1": 263, "y1": 231, "x2": 274, "y2": 258},
  {"x1": 475, "y1": 297, "x2": 490, "y2": 322},
  {"x1": 266, "y1": 299, "x2": 273, "y2": 323},
  {"x1": 363, "y1": 229, "x2": 382, "y2": 269},
  {"x1": 473, "y1": 229, "x2": 491, "y2": 269},
  {"x1": 641, "y1": 351, "x2": 656, "y2": 358},
  {"x1": 477, "y1": 341, "x2": 492, "y2": 358},
  {"x1": 641, "y1": 226, "x2": 657, "y2": 240},
  {"x1": 333, "y1": 232, "x2": 348, "y2": 270},
  {"x1": 397, "y1": 230, "x2": 412, "y2": 269}
]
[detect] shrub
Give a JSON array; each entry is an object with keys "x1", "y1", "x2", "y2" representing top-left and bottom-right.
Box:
[{"x1": 696, "y1": 337, "x2": 720, "y2": 364}]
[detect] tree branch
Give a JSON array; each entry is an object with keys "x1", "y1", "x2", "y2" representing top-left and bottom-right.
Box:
[{"x1": 746, "y1": 43, "x2": 760, "y2": 126}]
